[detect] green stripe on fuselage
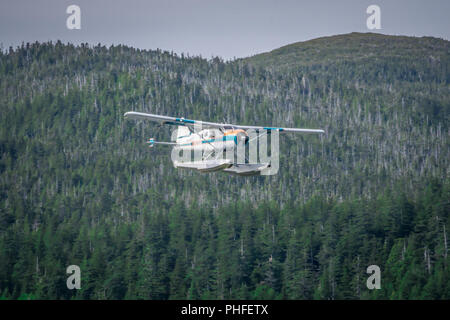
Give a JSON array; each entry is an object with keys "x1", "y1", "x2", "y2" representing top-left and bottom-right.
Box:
[{"x1": 179, "y1": 135, "x2": 237, "y2": 146}]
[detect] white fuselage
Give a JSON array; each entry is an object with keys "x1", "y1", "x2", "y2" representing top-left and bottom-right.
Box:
[{"x1": 176, "y1": 128, "x2": 246, "y2": 153}]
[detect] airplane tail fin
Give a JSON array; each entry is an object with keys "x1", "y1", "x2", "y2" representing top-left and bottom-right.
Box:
[{"x1": 176, "y1": 127, "x2": 191, "y2": 143}]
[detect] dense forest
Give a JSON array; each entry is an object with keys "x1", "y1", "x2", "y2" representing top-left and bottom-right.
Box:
[{"x1": 0, "y1": 33, "x2": 448, "y2": 299}]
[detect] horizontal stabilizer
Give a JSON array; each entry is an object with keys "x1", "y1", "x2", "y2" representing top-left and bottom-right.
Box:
[{"x1": 146, "y1": 138, "x2": 177, "y2": 147}]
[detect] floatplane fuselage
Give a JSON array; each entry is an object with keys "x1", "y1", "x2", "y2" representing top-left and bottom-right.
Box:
[{"x1": 124, "y1": 111, "x2": 325, "y2": 176}]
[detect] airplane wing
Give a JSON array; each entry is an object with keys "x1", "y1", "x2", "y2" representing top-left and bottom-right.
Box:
[{"x1": 124, "y1": 111, "x2": 325, "y2": 134}]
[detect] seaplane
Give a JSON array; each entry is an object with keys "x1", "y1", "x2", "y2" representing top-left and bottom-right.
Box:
[{"x1": 124, "y1": 111, "x2": 325, "y2": 176}]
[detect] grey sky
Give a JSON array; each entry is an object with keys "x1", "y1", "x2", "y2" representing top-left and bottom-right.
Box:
[{"x1": 0, "y1": 0, "x2": 449, "y2": 60}]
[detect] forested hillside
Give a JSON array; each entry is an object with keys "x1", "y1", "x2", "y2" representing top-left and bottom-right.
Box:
[{"x1": 0, "y1": 33, "x2": 448, "y2": 299}]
